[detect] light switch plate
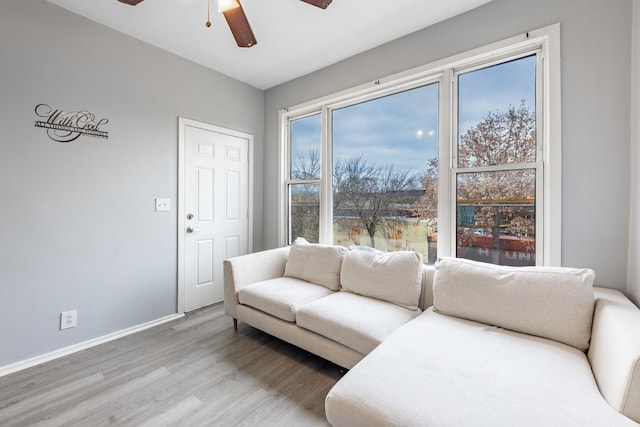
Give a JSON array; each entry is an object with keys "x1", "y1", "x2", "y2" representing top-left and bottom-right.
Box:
[{"x1": 155, "y1": 198, "x2": 170, "y2": 211}]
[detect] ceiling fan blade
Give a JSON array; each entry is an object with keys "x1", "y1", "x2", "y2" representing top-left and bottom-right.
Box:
[
  {"x1": 222, "y1": 3, "x2": 257, "y2": 48},
  {"x1": 117, "y1": 0, "x2": 144, "y2": 5},
  {"x1": 300, "y1": 0, "x2": 332, "y2": 9}
]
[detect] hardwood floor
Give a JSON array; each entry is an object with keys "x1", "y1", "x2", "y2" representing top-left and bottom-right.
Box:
[{"x1": 0, "y1": 303, "x2": 346, "y2": 426}]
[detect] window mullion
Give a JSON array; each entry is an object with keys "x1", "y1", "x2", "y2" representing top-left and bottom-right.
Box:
[
  {"x1": 535, "y1": 51, "x2": 544, "y2": 265},
  {"x1": 278, "y1": 111, "x2": 289, "y2": 247},
  {"x1": 535, "y1": 162, "x2": 544, "y2": 265},
  {"x1": 319, "y1": 105, "x2": 332, "y2": 245},
  {"x1": 439, "y1": 68, "x2": 454, "y2": 259}
]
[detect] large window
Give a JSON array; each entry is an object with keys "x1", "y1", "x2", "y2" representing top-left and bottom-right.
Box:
[
  {"x1": 331, "y1": 84, "x2": 439, "y2": 263},
  {"x1": 455, "y1": 54, "x2": 540, "y2": 266},
  {"x1": 288, "y1": 113, "x2": 321, "y2": 243},
  {"x1": 280, "y1": 26, "x2": 561, "y2": 266}
]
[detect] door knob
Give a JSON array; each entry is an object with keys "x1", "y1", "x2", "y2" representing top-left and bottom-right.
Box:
[{"x1": 186, "y1": 227, "x2": 201, "y2": 233}]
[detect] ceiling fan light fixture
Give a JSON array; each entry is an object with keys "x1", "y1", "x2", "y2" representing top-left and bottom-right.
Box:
[{"x1": 217, "y1": 0, "x2": 240, "y2": 13}]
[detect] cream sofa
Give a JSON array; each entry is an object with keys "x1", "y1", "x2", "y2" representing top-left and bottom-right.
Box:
[
  {"x1": 224, "y1": 241, "x2": 433, "y2": 369},
  {"x1": 224, "y1": 244, "x2": 640, "y2": 426},
  {"x1": 325, "y1": 257, "x2": 640, "y2": 426}
]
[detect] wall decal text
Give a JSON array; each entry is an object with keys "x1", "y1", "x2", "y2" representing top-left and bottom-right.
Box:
[{"x1": 34, "y1": 104, "x2": 109, "y2": 143}]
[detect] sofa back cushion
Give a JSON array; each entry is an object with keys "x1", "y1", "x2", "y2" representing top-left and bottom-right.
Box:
[
  {"x1": 284, "y1": 238, "x2": 347, "y2": 291},
  {"x1": 433, "y1": 257, "x2": 595, "y2": 351},
  {"x1": 341, "y1": 249, "x2": 423, "y2": 310}
]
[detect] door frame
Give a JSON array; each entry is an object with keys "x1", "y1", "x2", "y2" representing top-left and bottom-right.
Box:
[{"x1": 177, "y1": 117, "x2": 254, "y2": 313}]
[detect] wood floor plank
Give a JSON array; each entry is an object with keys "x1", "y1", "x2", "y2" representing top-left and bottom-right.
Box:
[
  {"x1": 0, "y1": 372, "x2": 105, "y2": 422},
  {"x1": 31, "y1": 367, "x2": 172, "y2": 427},
  {"x1": 137, "y1": 395, "x2": 203, "y2": 427},
  {"x1": 0, "y1": 303, "x2": 345, "y2": 426}
]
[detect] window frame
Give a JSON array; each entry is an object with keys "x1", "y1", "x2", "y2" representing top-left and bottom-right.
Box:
[
  {"x1": 278, "y1": 24, "x2": 561, "y2": 266},
  {"x1": 451, "y1": 50, "x2": 543, "y2": 265},
  {"x1": 283, "y1": 111, "x2": 323, "y2": 243}
]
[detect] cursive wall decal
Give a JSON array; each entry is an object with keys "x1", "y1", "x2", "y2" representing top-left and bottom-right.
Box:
[{"x1": 34, "y1": 104, "x2": 109, "y2": 143}]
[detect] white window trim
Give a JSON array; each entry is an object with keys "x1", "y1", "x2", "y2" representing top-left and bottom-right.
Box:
[
  {"x1": 450, "y1": 49, "x2": 544, "y2": 266},
  {"x1": 279, "y1": 24, "x2": 561, "y2": 266}
]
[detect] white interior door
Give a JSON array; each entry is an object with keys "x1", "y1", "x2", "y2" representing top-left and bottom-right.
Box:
[{"x1": 180, "y1": 119, "x2": 251, "y2": 312}]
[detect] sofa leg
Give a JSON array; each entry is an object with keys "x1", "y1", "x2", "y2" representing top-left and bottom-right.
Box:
[{"x1": 233, "y1": 318, "x2": 238, "y2": 330}]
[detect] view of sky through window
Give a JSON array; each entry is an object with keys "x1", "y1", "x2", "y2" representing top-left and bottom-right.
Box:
[
  {"x1": 332, "y1": 84, "x2": 438, "y2": 175},
  {"x1": 290, "y1": 113, "x2": 321, "y2": 179},
  {"x1": 458, "y1": 55, "x2": 536, "y2": 136},
  {"x1": 291, "y1": 56, "x2": 534, "y2": 176}
]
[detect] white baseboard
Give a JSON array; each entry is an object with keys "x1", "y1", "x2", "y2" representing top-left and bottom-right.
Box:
[{"x1": 0, "y1": 313, "x2": 185, "y2": 378}]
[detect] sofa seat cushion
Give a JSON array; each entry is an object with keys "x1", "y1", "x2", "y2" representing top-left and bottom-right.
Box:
[
  {"x1": 325, "y1": 308, "x2": 637, "y2": 427},
  {"x1": 237, "y1": 277, "x2": 333, "y2": 322},
  {"x1": 296, "y1": 291, "x2": 421, "y2": 355}
]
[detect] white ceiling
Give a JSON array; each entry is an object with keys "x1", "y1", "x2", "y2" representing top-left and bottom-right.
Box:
[{"x1": 48, "y1": 0, "x2": 493, "y2": 90}]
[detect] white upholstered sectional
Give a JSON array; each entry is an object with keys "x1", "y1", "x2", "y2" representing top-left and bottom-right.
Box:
[
  {"x1": 224, "y1": 243, "x2": 640, "y2": 426},
  {"x1": 326, "y1": 258, "x2": 640, "y2": 426},
  {"x1": 224, "y1": 240, "x2": 432, "y2": 369}
]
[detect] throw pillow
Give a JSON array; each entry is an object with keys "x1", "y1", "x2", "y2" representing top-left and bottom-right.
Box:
[
  {"x1": 340, "y1": 248, "x2": 423, "y2": 310},
  {"x1": 433, "y1": 257, "x2": 595, "y2": 351},
  {"x1": 284, "y1": 238, "x2": 347, "y2": 291}
]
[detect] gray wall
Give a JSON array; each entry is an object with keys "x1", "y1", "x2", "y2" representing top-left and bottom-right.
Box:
[
  {"x1": 264, "y1": 0, "x2": 634, "y2": 293},
  {"x1": 1, "y1": 0, "x2": 637, "y2": 368},
  {"x1": 0, "y1": 0, "x2": 264, "y2": 366},
  {"x1": 629, "y1": 0, "x2": 640, "y2": 306}
]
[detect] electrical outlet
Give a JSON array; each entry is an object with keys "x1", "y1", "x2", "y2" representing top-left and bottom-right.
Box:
[
  {"x1": 155, "y1": 198, "x2": 170, "y2": 212},
  {"x1": 60, "y1": 310, "x2": 77, "y2": 330}
]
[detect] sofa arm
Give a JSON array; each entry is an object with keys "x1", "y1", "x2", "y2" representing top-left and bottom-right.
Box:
[
  {"x1": 588, "y1": 287, "x2": 640, "y2": 423},
  {"x1": 223, "y1": 246, "x2": 290, "y2": 320}
]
